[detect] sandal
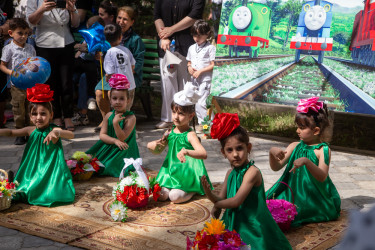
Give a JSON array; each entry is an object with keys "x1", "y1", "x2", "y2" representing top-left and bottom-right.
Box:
[{"x1": 64, "y1": 118, "x2": 75, "y2": 131}]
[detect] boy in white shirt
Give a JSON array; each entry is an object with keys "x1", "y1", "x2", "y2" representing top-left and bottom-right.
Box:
[
  {"x1": 103, "y1": 23, "x2": 136, "y2": 109},
  {"x1": 186, "y1": 20, "x2": 216, "y2": 125},
  {"x1": 0, "y1": 18, "x2": 36, "y2": 145}
]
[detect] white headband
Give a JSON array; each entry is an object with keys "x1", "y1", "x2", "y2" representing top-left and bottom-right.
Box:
[{"x1": 173, "y1": 82, "x2": 202, "y2": 106}]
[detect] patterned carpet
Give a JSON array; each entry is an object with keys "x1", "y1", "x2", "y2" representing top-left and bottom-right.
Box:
[{"x1": 0, "y1": 175, "x2": 347, "y2": 249}]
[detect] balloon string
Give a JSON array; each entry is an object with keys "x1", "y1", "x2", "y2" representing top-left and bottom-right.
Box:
[
  {"x1": 99, "y1": 52, "x2": 104, "y2": 99},
  {"x1": 1, "y1": 78, "x2": 11, "y2": 94}
]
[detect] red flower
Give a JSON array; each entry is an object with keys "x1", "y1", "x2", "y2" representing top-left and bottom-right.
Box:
[
  {"x1": 197, "y1": 233, "x2": 219, "y2": 249},
  {"x1": 152, "y1": 183, "x2": 161, "y2": 201},
  {"x1": 27, "y1": 84, "x2": 54, "y2": 103},
  {"x1": 210, "y1": 113, "x2": 240, "y2": 140}
]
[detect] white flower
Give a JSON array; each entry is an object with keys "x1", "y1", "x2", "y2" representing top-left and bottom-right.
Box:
[
  {"x1": 0, "y1": 192, "x2": 3, "y2": 198},
  {"x1": 135, "y1": 176, "x2": 145, "y2": 188},
  {"x1": 119, "y1": 176, "x2": 134, "y2": 190},
  {"x1": 112, "y1": 185, "x2": 118, "y2": 198},
  {"x1": 110, "y1": 201, "x2": 127, "y2": 222}
]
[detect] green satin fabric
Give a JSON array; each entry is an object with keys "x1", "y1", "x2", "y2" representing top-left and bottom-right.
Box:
[
  {"x1": 14, "y1": 124, "x2": 75, "y2": 207},
  {"x1": 86, "y1": 111, "x2": 139, "y2": 177},
  {"x1": 222, "y1": 161, "x2": 292, "y2": 249},
  {"x1": 156, "y1": 126, "x2": 212, "y2": 194},
  {"x1": 266, "y1": 141, "x2": 341, "y2": 227}
]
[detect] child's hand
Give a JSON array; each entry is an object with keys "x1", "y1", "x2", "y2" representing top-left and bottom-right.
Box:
[
  {"x1": 105, "y1": 74, "x2": 113, "y2": 82},
  {"x1": 290, "y1": 157, "x2": 308, "y2": 173},
  {"x1": 193, "y1": 70, "x2": 202, "y2": 79},
  {"x1": 177, "y1": 148, "x2": 188, "y2": 163},
  {"x1": 114, "y1": 139, "x2": 129, "y2": 150},
  {"x1": 188, "y1": 66, "x2": 195, "y2": 75},
  {"x1": 201, "y1": 175, "x2": 218, "y2": 203},
  {"x1": 43, "y1": 129, "x2": 60, "y2": 145},
  {"x1": 270, "y1": 147, "x2": 287, "y2": 161},
  {"x1": 211, "y1": 207, "x2": 222, "y2": 219},
  {"x1": 113, "y1": 113, "x2": 125, "y2": 125}
]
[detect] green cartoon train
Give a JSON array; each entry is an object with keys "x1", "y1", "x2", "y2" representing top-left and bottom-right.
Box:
[{"x1": 217, "y1": 1, "x2": 271, "y2": 58}]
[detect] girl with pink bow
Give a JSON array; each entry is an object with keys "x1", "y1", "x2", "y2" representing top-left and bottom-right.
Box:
[
  {"x1": 86, "y1": 74, "x2": 140, "y2": 177},
  {"x1": 266, "y1": 97, "x2": 341, "y2": 227}
]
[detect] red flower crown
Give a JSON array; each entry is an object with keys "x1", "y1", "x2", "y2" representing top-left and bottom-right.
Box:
[
  {"x1": 27, "y1": 84, "x2": 54, "y2": 103},
  {"x1": 210, "y1": 113, "x2": 240, "y2": 140}
]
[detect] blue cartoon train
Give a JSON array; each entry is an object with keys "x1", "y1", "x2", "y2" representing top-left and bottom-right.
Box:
[
  {"x1": 217, "y1": 1, "x2": 271, "y2": 58},
  {"x1": 290, "y1": 0, "x2": 333, "y2": 63}
]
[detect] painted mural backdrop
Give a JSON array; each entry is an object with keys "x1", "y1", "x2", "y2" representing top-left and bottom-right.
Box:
[{"x1": 212, "y1": 0, "x2": 375, "y2": 115}]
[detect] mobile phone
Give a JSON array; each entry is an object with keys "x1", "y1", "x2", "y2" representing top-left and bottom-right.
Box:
[{"x1": 56, "y1": 0, "x2": 66, "y2": 9}]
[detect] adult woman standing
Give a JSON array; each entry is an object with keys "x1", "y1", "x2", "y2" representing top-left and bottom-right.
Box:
[
  {"x1": 154, "y1": 0, "x2": 205, "y2": 129},
  {"x1": 27, "y1": 0, "x2": 80, "y2": 130},
  {"x1": 94, "y1": 5, "x2": 145, "y2": 132}
]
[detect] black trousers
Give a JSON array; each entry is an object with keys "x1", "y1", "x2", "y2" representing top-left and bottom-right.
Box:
[
  {"x1": 36, "y1": 43, "x2": 75, "y2": 118},
  {"x1": 73, "y1": 57, "x2": 98, "y2": 98}
]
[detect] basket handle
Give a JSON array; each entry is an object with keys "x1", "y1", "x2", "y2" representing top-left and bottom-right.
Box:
[
  {"x1": 0, "y1": 169, "x2": 8, "y2": 179},
  {"x1": 267, "y1": 181, "x2": 295, "y2": 205}
]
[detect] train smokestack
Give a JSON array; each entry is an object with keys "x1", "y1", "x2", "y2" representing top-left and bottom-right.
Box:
[{"x1": 314, "y1": 0, "x2": 321, "y2": 5}]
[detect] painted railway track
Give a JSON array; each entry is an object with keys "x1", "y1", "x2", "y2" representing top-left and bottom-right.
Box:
[
  {"x1": 215, "y1": 54, "x2": 292, "y2": 66},
  {"x1": 325, "y1": 56, "x2": 375, "y2": 70},
  {"x1": 218, "y1": 56, "x2": 375, "y2": 114}
]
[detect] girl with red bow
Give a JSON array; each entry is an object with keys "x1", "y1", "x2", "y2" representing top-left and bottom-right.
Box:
[
  {"x1": 266, "y1": 97, "x2": 341, "y2": 226},
  {"x1": 0, "y1": 84, "x2": 75, "y2": 207},
  {"x1": 201, "y1": 113, "x2": 292, "y2": 249}
]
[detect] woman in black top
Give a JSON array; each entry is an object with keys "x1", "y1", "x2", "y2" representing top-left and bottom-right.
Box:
[{"x1": 154, "y1": 0, "x2": 205, "y2": 129}]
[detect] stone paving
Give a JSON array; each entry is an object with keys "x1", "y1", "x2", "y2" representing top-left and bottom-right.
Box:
[{"x1": 0, "y1": 119, "x2": 375, "y2": 249}]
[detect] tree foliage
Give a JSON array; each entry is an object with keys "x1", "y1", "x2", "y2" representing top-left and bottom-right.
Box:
[{"x1": 277, "y1": 0, "x2": 302, "y2": 48}]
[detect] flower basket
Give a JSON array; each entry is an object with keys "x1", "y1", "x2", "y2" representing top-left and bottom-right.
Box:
[
  {"x1": 0, "y1": 169, "x2": 19, "y2": 211},
  {"x1": 266, "y1": 181, "x2": 298, "y2": 231},
  {"x1": 111, "y1": 158, "x2": 161, "y2": 217},
  {"x1": 66, "y1": 151, "x2": 104, "y2": 181},
  {"x1": 187, "y1": 218, "x2": 246, "y2": 249}
]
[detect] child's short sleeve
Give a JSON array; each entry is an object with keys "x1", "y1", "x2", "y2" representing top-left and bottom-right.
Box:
[
  {"x1": 1, "y1": 45, "x2": 12, "y2": 64},
  {"x1": 322, "y1": 144, "x2": 330, "y2": 166},
  {"x1": 209, "y1": 45, "x2": 216, "y2": 61},
  {"x1": 186, "y1": 45, "x2": 193, "y2": 61},
  {"x1": 103, "y1": 49, "x2": 115, "y2": 74}
]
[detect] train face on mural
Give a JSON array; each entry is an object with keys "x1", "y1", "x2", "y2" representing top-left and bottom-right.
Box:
[
  {"x1": 350, "y1": 0, "x2": 375, "y2": 67},
  {"x1": 290, "y1": 0, "x2": 333, "y2": 63},
  {"x1": 217, "y1": 1, "x2": 271, "y2": 58}
]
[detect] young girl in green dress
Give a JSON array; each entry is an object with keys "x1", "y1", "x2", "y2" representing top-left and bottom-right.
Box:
[
  {"x1": 86, "y1": 74, "x2": 140, "y2": 177},
  {"x1": 0, "y1": 84, "x2": 75, "y2": 207},
  {"x1": 266, "y1": 97, "x2": 341, "y2": 227},
  {"x1": 147, "y1": 82, "x2": 212, "y2": 203},
  {"x1": 201, "y1": 113, "x2": 291, "y2": 249}
]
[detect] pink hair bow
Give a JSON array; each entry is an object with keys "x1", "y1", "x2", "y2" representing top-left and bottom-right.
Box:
[
  {"x1": 296, "y1": 97, "x2": 323, "y2": 113},
  {"x1": 108, "y1": 74, "x2": 130, "y2": 90}
]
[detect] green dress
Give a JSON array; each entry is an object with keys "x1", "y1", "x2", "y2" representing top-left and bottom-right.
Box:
[
  {"x1": 14, "y1": 124, "x2": 75, "y2": 207},
  {"x1": 86, "y1": 111, "x2": 139, "y2": 177},
  {"x1": 222, "y1": 161, "x2": 292, "y2": 249},
  {"x1": 266, "y1": 141, "x2": 341, "y2": 227},
  {"x1": 156, "y1": 126, "x2": 212, "y2": 194}
]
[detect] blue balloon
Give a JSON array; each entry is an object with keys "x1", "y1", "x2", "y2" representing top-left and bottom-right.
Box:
[
  {"x1": 79, "y1": 22, "x2": 111, "y2": 53},
  {"x1": 10, "y1": 56, "x2": 51, "y2": 90}
]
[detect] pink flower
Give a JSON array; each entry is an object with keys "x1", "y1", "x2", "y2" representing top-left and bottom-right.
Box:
[
  {"x1": 108, "y1": 74, "x2": 130, "y2": 90},
  {"x1": 66, "y1": 160, "x2": 77, "y2": 168},
  {"x1": 296, "y1": 97, "x2": 323, "y2": 113},
  {"x1": 267, "y1": 199, "x2": 297, "y2": 224}
]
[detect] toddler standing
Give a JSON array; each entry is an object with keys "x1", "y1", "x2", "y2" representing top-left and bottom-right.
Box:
[
  {"x1": 0, "y1": 18, "x2": 36, "y2": 145},
  {"x1": 186, "y1": 19, "x2": 216, "y2": 124},
  {"x1": 266, "y1": 97, "x2": 341, "y2": 226},
  {"x1": 201, "y1": 113, "x2": 291, "y2": 249}
]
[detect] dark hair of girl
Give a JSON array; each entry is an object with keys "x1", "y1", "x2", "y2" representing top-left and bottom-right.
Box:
[
  {"x1": 190, "y1": 19, "x2": 213, "y2": 39},
  {"x1": 171, "y1": 101, "x2": 197, "y2": 131},
  {"x1": 110, "y1": 88, "x2": 130, "y2": 99},
  {"x1": 219, "y1": 126, "x2": 249, "y2": 148},
  {"x1": 29, "y1": 102, "x2": 53, "y2": 115},
  {"x1": 295, "y1": 103, "x2": 332, "y2": 142},
  {"x1": 99, "y1": 0, "x2": 118, "y2": 20}
]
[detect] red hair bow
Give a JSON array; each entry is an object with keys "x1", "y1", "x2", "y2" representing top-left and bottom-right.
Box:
[
  {"x1": 210, "y1": 113, "x2": 240, "y2": 140},
  {"x1": 27, "y1": 84, "x2": 54, "y2": 103}
]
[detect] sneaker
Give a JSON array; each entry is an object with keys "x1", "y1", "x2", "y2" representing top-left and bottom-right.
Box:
[
  {"x1": 72, "y1": 113, "x2": 89, "y2": 126},
  {"x1": 87, "y1": 98, "x2": 97, "y2": 111},
  {"x1": 155, "y1": 121, "x2": 173, "y2": 129},
  {"x1": 14, "y1": 136, "x2": 27, "y2": 145}
]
